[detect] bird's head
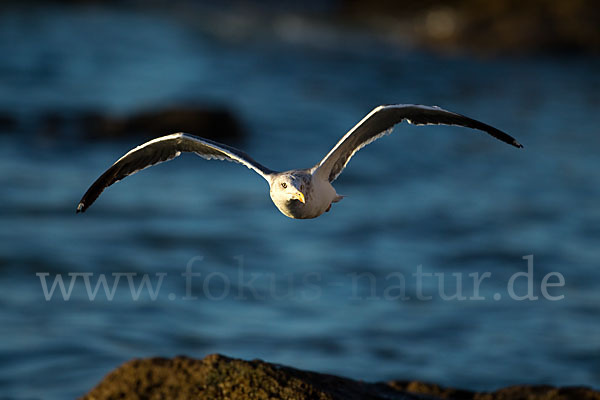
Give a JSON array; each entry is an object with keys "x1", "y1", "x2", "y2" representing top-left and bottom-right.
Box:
[{"x1": 270, "y1": 173, "x2": 306, "y2": 205}]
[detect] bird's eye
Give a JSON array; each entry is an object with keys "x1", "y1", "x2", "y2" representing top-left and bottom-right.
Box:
[{"x1": 281, "y1": 182, "x2": 287, "y2": 189}]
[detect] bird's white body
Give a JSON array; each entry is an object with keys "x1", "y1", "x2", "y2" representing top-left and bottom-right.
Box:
[
  {"x1": 76, "y1": 104, "x2": 522, "y2": 218},
  {"x1": 269, "y1": 171, "x2": 341, "y2": 219}
]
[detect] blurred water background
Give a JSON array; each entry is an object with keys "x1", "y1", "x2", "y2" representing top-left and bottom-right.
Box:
[{"x1": 0, "y1": 1, "x2": 599, "y2": 399}]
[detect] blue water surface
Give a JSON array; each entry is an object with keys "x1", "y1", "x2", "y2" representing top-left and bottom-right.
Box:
[{"x1": 0, "y1": 4, "x2": 599, "y2": 399}]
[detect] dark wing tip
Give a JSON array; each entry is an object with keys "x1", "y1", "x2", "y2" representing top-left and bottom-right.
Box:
[
  {"x1": 76, "y1": 202, "x2": 85, "y2": 213},
  {"x1": 75, "y1": 174, "x2": 111, "y2": 214},
  {"x1": 511, "y1": 139, "x2": 524, "y2": 148}
]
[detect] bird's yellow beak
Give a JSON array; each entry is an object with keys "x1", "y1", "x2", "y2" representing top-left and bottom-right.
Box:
[{"x1": 294, "y1": 192, "x2": 305, "y2": 203}]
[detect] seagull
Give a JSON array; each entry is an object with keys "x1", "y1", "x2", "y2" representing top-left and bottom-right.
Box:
[{"x1": 76, "y1": 104, "x2": 522, "y2": 219}]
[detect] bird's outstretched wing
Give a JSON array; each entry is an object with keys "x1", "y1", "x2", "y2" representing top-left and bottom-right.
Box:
[
  {"x1": 76, "y1": 133, "x2": 274, "y2": 213},
  {"x1": 314, "y1": 104, "x2": 523, "y2": 183}
]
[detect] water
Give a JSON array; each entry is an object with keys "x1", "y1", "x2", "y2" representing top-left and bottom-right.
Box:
[{"x1": 1, "y1": 4, "x2": 599, "y2": 399}]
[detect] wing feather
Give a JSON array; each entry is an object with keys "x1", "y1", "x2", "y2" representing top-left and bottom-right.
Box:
[
  {"x1": 76, "y1": 133, "x2": 274, "y2": 212},
  {"x1": 314, "y1": 104, "x2": 523, "y2": 182}
]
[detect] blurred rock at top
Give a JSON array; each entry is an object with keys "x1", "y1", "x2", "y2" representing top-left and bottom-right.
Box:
[
  {"x1": 12, "y1": 0, "x2": 600, "y2": 55},
  {"x1": 2, "y1": 0, "x2": 596, "y2": 141},
  {"x1": 340, "y1": 0, "x2": 600, "y2": 54}
]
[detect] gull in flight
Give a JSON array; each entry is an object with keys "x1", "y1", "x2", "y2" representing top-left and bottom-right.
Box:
[{"x1": 77, "y1": 104, "x2": 522, "y2": 219}]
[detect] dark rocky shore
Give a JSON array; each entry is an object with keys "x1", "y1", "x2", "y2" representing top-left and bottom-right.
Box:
[
  {"x1": 0, "y1": 105, "x2": 244, "y2": 143},
  {"x1": 40, "y1": 106, "x2": 244, "y2": 142},
  {"x1": 81, "y1": 354, "x2": 600, "y2": 400}
]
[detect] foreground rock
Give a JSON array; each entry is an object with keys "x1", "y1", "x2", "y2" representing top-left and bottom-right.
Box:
[{"x1": 81, "y1": 354, "x2": 600, "y2": 400}]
